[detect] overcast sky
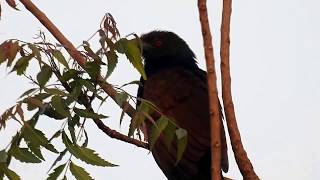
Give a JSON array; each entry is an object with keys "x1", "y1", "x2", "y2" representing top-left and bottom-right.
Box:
[{"x1": 1, "y1": 0, "x2": 320, "y2": 179}]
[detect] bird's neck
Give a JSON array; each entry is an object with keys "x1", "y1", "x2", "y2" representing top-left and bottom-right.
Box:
[{"x1": 144, "y1": 57, "x2": 198, "y2": 76}]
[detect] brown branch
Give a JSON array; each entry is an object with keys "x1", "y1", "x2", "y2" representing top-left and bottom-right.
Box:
[
  {"x1": 220, "y1": 0, "x2": 259, "y2": 179},
  {"x1": 18, "y1": 0, "x2": 145, "y2": 149},
  {"x1": 197, "y1": 0, "x2": 221, "y2": 179}
]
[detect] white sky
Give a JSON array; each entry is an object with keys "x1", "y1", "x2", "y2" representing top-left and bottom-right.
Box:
[{"x1": 1, "y1": 0, "x2": 320, "y2": 179}]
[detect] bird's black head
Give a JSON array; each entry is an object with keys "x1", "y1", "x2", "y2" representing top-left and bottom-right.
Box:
[{"x1": 140, "y1": 30, "x2": 198, "y2": 74}]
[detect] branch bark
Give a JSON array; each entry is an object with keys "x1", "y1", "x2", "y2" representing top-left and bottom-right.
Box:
[
  {"x1": 18, "y1": 0, "x2": 145, "y2": 149},
  {"x1": 197, "y1": 0, "x2": 221, "y2": 179},
  {"x1": 220, "y1": 0, "x2": 259, "y2": 179}
]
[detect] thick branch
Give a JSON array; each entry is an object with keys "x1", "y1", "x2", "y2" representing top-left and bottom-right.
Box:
[
  {"x1": 220, "y1": 0, "x2": 259, "y2": 179},
  {"x1": 18, "y1": 0, "x2": 144, "y2": 148},
  {"x1": 197, "y1": 0, "x2": 221, "y2": 179}
]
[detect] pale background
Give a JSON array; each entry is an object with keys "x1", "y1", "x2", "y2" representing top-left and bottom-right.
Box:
[{"x1": 0, "y1": 0, "x2": 319, "y2": 179}]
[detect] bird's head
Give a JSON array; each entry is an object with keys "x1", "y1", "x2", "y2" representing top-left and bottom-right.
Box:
[{"x1": 140, "y1": 31, "x2": 196, "y2": 62}]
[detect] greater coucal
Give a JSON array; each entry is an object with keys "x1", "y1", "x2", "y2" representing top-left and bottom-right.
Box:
[{"x1": 137, "y1": 31, "x2": 228, "y2": 180}]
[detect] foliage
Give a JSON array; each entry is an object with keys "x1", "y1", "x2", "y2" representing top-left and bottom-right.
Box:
[{"x1": 0, "y1": 6, "x2": 188, "y2": 179}]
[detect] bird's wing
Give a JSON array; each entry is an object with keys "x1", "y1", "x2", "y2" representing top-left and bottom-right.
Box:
[{"x1": 140, "y1": 67, "x2": 228, "y2": 179}]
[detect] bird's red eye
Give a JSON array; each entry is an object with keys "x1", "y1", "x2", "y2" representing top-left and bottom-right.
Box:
[{"x1": 154, "y1": 39, "x2": 163, "y2": 48}]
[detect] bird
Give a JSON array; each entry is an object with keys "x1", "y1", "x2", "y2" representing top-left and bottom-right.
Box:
[{"x1": 137, "y1": 30, "x2": 228, "y2": 180}]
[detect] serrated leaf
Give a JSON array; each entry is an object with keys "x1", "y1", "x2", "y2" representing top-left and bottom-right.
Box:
[
  {"x1": 52, "y1": 50, "x2": 69, "y2": 69},
  {"x1": 149, "y1": 116, "x2": 168, "y2": 149},
  {"x1": 69, "y1": 161, "x2": 93, "y2": 180},
  {"x1": 37, "y1": 65, "x2": 52, "y2": 88},
  {"x1": 62, "y1": 132, "x2": 117, "y2": 167},
  {"x1": 47, "y1": 149, "x2": 67, "y2": 173},
  {"x1": 22, "y1": 124, "x2": 58, "y2": 153},
  {"x1": 61, "y1": 69, "x2": 79, "y2": 82},
  {"x1": 43, "y1": 105, "x2": 66, "y2": 120},
  {"x1": 47, "y1": 163, "x2": 66, "y2": 180},
  {"x1": 14, "y1": 103, "x2": 24, "y2": 121},
  {"x1": 51, "y1": 95, "x2": 70, "y2": 118},
  {"x1": 68, "y1": 115, "x2": 80, "y2": 143},
  {"x1": 0, "y1": 150, "x2": 8, "y2": 162},
  {"x1": 11, "y1": 55, "x2": 33, "y2": 75},
  {"x1": 175, "y1": 128, "x2": 188, "y2": 164},
  {"x1": 23, "y1": 96, "x2": 44, "y2": 111},
  {"x1": 116, "y1": 38, "x2": 146, "y2": 80},
  {"x1": 115, "y1": 92, "x2": 128, "y2": 107},
  {"x1": 49, "y1": 130, "x2": 62, "y2": 142},
  {"x1": 18, "y1": 88, "x2": 37, "y2": 99},
  {"x1": 74, "y1": 108, "x2": 108, "y2": 120},
  {"x1": 83, "y1": 44, "x2": 101, "y2": 62},
  {"x1": 78, "y1": 79, "x2": 95, "y2": 92},
  {"x1": 0, "y1": 106, "x2": 14, "y2": 130},
  {"x1": 28, "y1": 44, "x2": 41, "y2": 61},
  {"x1": 7, "y1": 41, "x2": 19, "y2": 65},
  {"x1": 128, "y1": 101, "x2": 152, "y2": 137},
  {"x1": 9, "y1": 144, "x2": 41, "y2": 163},
  {"x1": 84, "y1": 61, "x2": 100, "y2": 79},
  {"x1": 105, "y1": 50, "x2": 118, "y2": 78},
  {"x1": 162, "y1": 119, "x2": 176, "y2": 150},
  {"x1": 121, "y1": 80, "x2": 142, "y2": 87},
  {"x1": 26, "y1": 142, "x2": 44, "y2": 160},
  {"x1": 0, "y1": 163, "x2": 21, "y2": 180},
  {"x1": 45, "y1": 88, "x2": 67, "y2": 96}
]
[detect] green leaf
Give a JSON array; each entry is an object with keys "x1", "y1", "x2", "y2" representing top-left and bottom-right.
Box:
[
  {"x1": 28, "y1": 44, "x2": 41, "y2": 61},
  {"x1": 11, "y1": 55, "x2": 33, "y2": 75},
  {"x1": 61, "y1": 69, "x2": 79, "y2": 82},
  {"x1": 18, "y1": 88, "x2": 37, "y2": 99},
  {"x1": 175, "y1": 128, "x2": 188, "y2": 164},
  {"x1": 9, "y1": 144, "x2": 41, "y2": 163},
  {"x1": 47, "y1": 149, "x2": 67, "y2": 173},
  {"x1": 116, "y1": 38, "x2": 146, "y2": 80},
  {"x1": 149, "y1": 116, "x2": 168, "y2": 149},
  {"x1": 121, "y1": 80, "x2": 142, "y2": 87},
  {"x1": 37, "y1": 64, "x2": 52, "y2": 88},
  {"x1": 0, "y1": 163, "x2": 21, "y2": 180},
  {"x1": 69, "y1": 161, "x2": 93, "y2": 180},
  {"x1": 128, "y1": 101, "x2": 152, "y2": 137},
  {"x1": 162, "y1": 119, "x2": 176, "y2": 150},
  {"x1": 115, "y1": 92, "x2": 128, "y2": 107},
  {"x1": 43, "y1": 105, "x2": 66, "y2": 120},
  {"x1": 78, "y1": 79, "x2": 95, "y2": 92},
  {"x1": 74, "y1": 108, "x2": 108, "y2": 120},
  {"x1": 51, "y1": 95, "x2": 70, "y2": 118},
  {"x1": 105, "y1": 50, "x2": 118, "y2": 78},
  {"x1": 22, "y1": 124, "x2": 58, "y2": 153},
  {"x1": 84, "y1": 61, "x2": 100, "y2": 79},
  {"x1": 68, "y1": 115, "x2": 80, "y2": 143},
  {"x1": 49, "y1": 130, "x2": 62, "y2": 142},
  {"x1": 0, "y1": 150, "x2": 8, "y2": 162},
  {"x1": 45, "y1": 88, "x2": 67, "y2": 96},
  {"x1": 83, "y1": 44, "x2": 101, "y2": 62},
  {"x1": 47, "y1": 163, "x2": 66, "y2": 180},
  {"x1": 52, "y1": 50, "x2": 69, "y2": 69},
  {"x1": 62, "y1": 132, "x2": 117, "y2": 167}
]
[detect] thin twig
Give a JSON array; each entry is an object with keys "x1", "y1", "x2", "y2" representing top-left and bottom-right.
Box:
[
  {"x1": 197, "y1": 0, "x2": 221, "y2": 179},
  {"x1": 220, "y1": 0, "x2": 259, "y2": 179}
]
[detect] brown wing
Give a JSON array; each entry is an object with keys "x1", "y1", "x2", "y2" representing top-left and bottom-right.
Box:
[{"x1": 141, "y1": 67, "x2": 228, "y2": 179}]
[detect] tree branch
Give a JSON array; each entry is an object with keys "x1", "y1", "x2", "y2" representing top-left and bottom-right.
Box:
[
  {"x1": 220, "y1": 0, "x2": 259, "y2": 179},
  {"x1": 197, "y1": 0, "x2": 221, "y2": 179},
  {"x1": 18, "y1": 0, "x2": 145, "y2": 149}
]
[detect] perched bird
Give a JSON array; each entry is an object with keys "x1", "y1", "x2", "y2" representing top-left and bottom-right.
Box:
[{"x1": 137, "y1": 31, "x2": 228, "y2": 180}]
